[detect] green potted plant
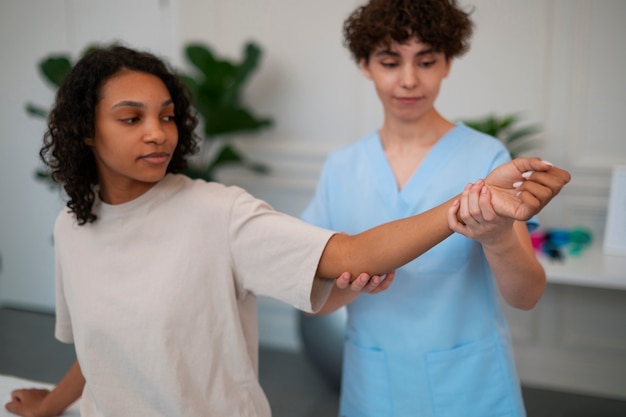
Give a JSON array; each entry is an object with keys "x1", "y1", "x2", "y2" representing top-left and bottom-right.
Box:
[
  {"x1": 26, "y1": 41, "x2": 273, "y2": 184},
  {"x1": 179, "y1": 42, "x2": 272, "y2": 181},
  {"x1": 461, "y1": 113, "x2": 541, "y2": 158}
]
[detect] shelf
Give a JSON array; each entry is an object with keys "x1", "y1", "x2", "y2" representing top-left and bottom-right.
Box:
[{"x1": 539, "y1": 242, "x2": 626, "y2": 291}]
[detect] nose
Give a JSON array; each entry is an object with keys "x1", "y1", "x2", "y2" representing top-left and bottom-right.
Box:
[
  {"x1": 401, "y1": 65, "x2": 418, "y2": 89},
  {"x1": 143, "y1": 118, "x2": 167, "y2": 144}
]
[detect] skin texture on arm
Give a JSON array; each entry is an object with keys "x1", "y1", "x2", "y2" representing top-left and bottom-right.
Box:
[
  {"x1": 315, "y1": 158, "x2": 570, "y2": 310},
  {"x1": 5, "y1": 360, "x2": 84, "y2": 417}
]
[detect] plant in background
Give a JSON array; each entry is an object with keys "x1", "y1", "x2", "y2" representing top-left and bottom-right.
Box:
[
  {"x1": 179, "y1": 42, "x2": 272, "y2": 181},
  {"x1": 26, "y1": 42, "x2": 273, "y2": 184},
  {"x1": 461, "y1": 113, "x2": 541, "y2": 158},
  {"x1": 25, "y1": 47, "x2": 87, "y2": 184}
]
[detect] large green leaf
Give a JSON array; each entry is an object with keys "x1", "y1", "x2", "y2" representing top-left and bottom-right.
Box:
[
  {"x1": 39, "y1": 56, "x2": 72, "y2": 88},
  {"x1": 224, "y1": 42, "x2": 262, "y2": 105}
]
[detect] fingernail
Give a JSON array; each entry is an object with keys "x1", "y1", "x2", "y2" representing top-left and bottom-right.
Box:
[
  {"x1": 513, "y1": 181, "x2": 523, "y2": 188},
  {"x1": 481, "y1": 186, "x2": 487, "y2": 194},
  {"x1": 542, "y1": 160, "x2": 553, "y2": 166},
  {"x1": 522, "y1": 171, "x2": 533, "y2": 179}
]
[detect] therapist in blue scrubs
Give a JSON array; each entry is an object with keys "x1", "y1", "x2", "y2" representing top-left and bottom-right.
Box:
[{"x1": 301, "y1": 1, "x2": 545, "y2": 416}]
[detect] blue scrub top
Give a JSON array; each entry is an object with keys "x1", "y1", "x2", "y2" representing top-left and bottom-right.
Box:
[{"x1": 302, "y1": 123, "x2": 530, "y2": 417}]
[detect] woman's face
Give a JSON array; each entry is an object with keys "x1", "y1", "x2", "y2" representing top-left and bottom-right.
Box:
[
  {"x1": 360, "y1": 37, "x2": 451, "y2": 124},
  {"x1": 87, "y1": 70, "x2": 178, "y2": 204}
]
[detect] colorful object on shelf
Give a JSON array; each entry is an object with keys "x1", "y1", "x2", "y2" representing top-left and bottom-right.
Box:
[{"x1": 529, "y1": 226, "x2": 593, "y2": 261}]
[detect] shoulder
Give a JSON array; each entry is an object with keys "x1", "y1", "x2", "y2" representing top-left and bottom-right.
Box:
[
  {"x1": 454, "y1": 122, "x2": 508, "y2": 152},
  {"x1": 162, "y1": 174, "x2": 248, "y2": 207},
  {"x1": 165, "y1": 174, "x2": 281, "y2": 220},
  {"x1": 54, "y1": 207, "x2": 76, "y2": 235},
  {"x1": 321, "y1": 131, "x2": 378, "y2": 171}
]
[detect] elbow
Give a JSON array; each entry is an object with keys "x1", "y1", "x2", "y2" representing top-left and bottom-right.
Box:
[
  {"x1": 506, "y1": 273, "x2": 547, "y2": 311},
  {"x1": 512, "y1": 297, "x2": 540, "y2": 311}
]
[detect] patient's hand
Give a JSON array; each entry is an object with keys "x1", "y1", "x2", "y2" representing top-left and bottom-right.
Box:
[
  {"x1": 484, "y1": 157, "x2": 571, "y2": 220},
  {"x1": 5, "y1": 388, "x2": 51, "y2": 417}
]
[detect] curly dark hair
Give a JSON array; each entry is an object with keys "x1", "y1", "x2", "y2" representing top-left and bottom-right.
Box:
[
  {"x1": 343, "y1": 0, "x2": 474, "y2": 63},
  {"x1": 40, "y1": 44, "x2": 199, "y2": 225}
]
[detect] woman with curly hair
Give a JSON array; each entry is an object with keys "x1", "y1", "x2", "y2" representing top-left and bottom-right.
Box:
[
  {"x1": 4, "y1": 42, "x2": 569, "y2": 417},
  {"x1": 302, "y1": 0, "x2": 548, "y2": 415}
]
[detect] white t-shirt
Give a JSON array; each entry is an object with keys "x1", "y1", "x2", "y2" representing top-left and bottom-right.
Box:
[{"x1": 54, "y1": 174, "x2": 335, "y2": 416}]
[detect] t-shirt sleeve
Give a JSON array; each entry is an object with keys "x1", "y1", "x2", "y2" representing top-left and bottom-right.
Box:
[
  {"x1": 228, "y1": 190, "x2": 335, "y2": 313},
  {"x1": 53, "y1": 212, "x2": 74, "y2": 344}
]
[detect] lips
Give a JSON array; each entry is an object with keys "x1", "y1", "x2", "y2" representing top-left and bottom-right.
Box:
[
  {"x1": 140, "y1": 152, "x2": 171, "y2": 165},
  {"x1": 396, "y1": 96, "x2": 421, "y2": 105}
]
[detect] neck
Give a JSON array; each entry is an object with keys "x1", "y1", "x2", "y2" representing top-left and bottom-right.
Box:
[
  {"x1": 98, "y1": 179, "x2": 159, "y2": 205},
  {"x1": 379, "y1": 111, "x2": 454, "y2": 150}
]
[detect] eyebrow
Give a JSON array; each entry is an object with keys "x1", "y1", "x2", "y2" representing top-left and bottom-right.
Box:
[
  {"x1": 111, "y1": 98, "x2": 174, "y2": 109},
  {"x1": 374, "y1": 48, "x2": 435, "y2": 58}
]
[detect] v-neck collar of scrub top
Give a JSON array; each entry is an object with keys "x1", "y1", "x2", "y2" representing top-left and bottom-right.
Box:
[{"x1": 365, "y1": 122, "x2": 464, "y2": 207}]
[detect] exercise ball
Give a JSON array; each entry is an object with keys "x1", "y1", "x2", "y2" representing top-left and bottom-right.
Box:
[{"x1": 298, "y1": 307, "x2": 347, "y2": 392}]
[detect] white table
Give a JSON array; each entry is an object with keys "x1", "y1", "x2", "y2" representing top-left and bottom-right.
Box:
[
  {"x1": 540, "y1": 242, "x2": 626, "y2": 291},
  {"x1": 0, "y1": 375, "x2": 80, "y2": 417}
]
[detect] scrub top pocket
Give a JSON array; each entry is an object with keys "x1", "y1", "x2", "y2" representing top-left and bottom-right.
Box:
[
  {"x1": 426, "y1": 337, "x2": 515, "y2": 417},
  {"x1": 340, "y1": 339, "x2": 392, "y2": 417}
]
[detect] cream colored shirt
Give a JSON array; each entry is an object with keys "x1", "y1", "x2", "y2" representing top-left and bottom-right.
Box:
[{"x1": 54, "y1": 174, "x2": 334, "y2": 416}]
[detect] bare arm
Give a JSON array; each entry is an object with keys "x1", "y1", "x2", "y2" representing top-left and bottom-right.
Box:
[
  {"x1": 315, "y1": 158, "x2": 569, "y2": 297},
  {"x1": 316, "y1": 196, "x2": 456, "y2": 279},
  {"x1": 5, "y1": 360, "x2": 84, "y2": 417}
]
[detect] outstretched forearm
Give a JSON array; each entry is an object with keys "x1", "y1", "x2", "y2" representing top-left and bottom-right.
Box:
[
  {"x1": 316, "y1": 196, "x2": 455, "y2": 279},
  {"x1": 315, "y1": 158, "x2": 569, "y2": 294}
]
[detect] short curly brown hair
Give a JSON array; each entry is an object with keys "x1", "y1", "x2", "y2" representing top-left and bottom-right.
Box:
[
  {"x1": 40, "y1": 45, "x2": 199, "y2": 225},
  {"x1": 344, "y1": 0, "x2": 474, "y2": 63}
]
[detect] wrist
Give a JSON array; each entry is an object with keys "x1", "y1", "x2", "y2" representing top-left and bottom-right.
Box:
[{"x1": 480, "y1": 226, "x2": 517, "y2": 253}]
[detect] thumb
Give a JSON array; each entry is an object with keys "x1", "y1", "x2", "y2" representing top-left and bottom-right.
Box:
[{"x1": 5, "y1": 401, "x2": 22, "y2": 414}]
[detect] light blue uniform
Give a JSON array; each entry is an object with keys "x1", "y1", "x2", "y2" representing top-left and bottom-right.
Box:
[{"x1": 301, "y1": 123, "x2": 532, "y2": 417}]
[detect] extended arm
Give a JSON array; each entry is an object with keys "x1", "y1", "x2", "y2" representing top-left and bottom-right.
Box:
[
  {"x1": 315, "y1": 158, "x2": 569, "y2": 306},
  {"x1": 316, "y1": 158, "x2": 569, "y2": 279},
  {"x1": 5, "y1": 360, "x2": 84, "y2": 417}
]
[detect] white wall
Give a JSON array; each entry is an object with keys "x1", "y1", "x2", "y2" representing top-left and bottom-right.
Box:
[
  {"x1": 1, "y1": 0, "x2": 625, "y2": 399},
  {"x1": 0, "y1": 0, "x2": 180, "y2": 310}
]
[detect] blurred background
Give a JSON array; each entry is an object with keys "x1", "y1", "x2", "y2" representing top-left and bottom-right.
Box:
[{"x1": 1, "y1": 0, "x2": 625, "y2": 406}]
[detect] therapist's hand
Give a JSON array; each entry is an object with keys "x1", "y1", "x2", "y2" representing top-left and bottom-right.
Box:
[{"x1": 335, "y1": 270, "x2": 396, "y2": 294}]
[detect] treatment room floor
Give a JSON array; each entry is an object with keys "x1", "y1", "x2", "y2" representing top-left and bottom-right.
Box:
[{"x1": 1, "y1": 306, "x2": 626, "y2": 417}]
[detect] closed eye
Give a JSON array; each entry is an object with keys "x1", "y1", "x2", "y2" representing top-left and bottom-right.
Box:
[{"x1": 381, "y1": 61, "x2": 398, "y2": 68}]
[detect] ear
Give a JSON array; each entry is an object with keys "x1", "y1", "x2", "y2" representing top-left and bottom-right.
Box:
[{"x1": 359, "y1": 58, "x2": 373, "y2": 80}]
